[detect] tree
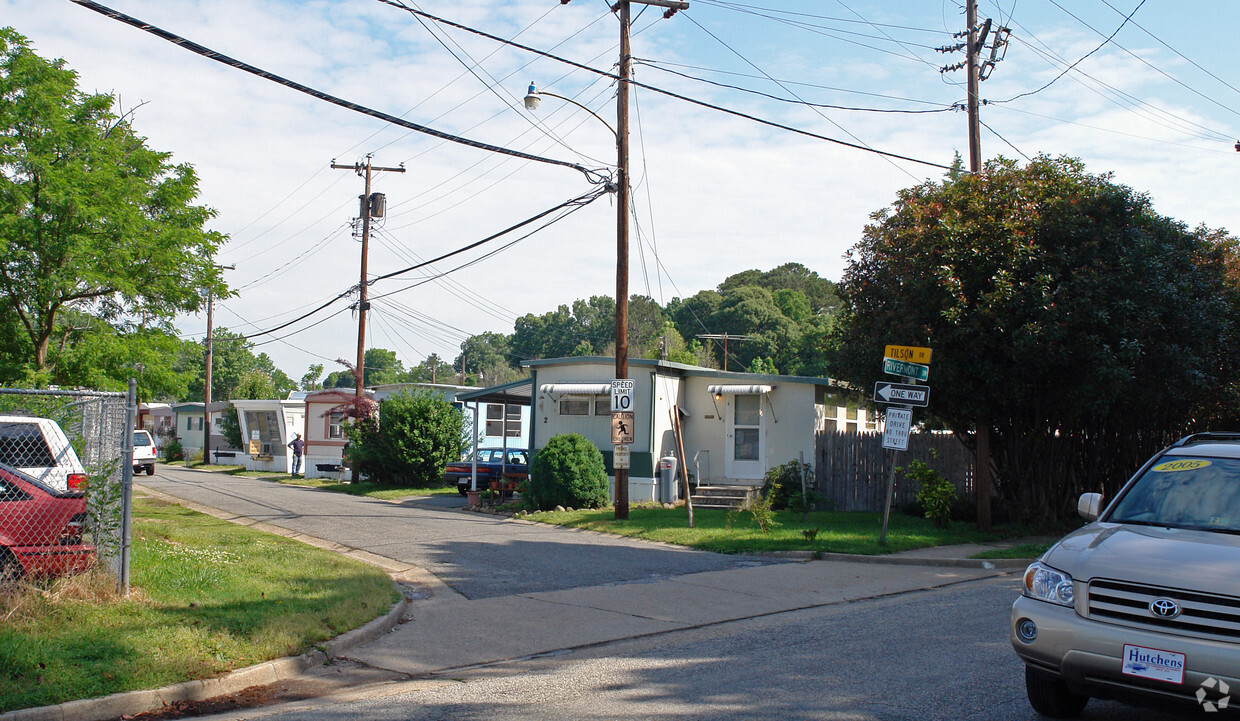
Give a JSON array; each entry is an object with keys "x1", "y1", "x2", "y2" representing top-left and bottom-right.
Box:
[
  {"x1": 346, "y1": 390, "x2": 466, "y2": 486},
  {"x1": 300, "y1": 363, "x2": 324, "y2": 391},
  {"x1": 456, "y1": 332, "x2": 512, "y2": 384},
  {"x1": 0, "y1": 29, "x2": 226, "y2": 377},
  {"x1": 405, "y1": 353, "x2": 451, "y2": 384},
  {"x1": 828, "y1": 155, "x2": 1240, "y2": 522}
]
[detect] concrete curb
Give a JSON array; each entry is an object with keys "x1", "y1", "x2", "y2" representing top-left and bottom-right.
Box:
[{"x1": 0, "y1": 576, "x2": 410, "y2": 721}]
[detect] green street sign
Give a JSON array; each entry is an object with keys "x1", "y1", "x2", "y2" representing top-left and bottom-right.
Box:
[{"x1": 883, "y1": 357, "x2": 929, "y2": 381}]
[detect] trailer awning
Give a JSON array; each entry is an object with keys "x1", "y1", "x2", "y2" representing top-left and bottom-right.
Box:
[
  {"x1": 539, "y1": 383, "x2": 612, "y2": 396},
  {"x1": 707, "y1": 384, "x2": 773, "y2": 395}
]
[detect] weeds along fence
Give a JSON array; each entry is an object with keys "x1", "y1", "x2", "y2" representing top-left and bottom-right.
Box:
[
  {"x1": 815, "y1": 430, "x2": 974, "y2": 512},
  {"x1": 0, "y1": 388, "x2": 130, "y2": 585}
]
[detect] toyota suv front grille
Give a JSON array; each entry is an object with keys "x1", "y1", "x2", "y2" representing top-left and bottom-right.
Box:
[{"x1": 1087, "y1": 578, "x2": 1240, "y2": 641}]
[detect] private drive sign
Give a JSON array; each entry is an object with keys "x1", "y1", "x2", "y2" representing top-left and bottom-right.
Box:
[{"x1": 882, "y1": 408, "x2": 912, "y2": 451}]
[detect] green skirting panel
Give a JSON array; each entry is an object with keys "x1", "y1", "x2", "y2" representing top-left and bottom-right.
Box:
[{"x1": 601, "y1": 450, "x2": 654, "y2": 478}]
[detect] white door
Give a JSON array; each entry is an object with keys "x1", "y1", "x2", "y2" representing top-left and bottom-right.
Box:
[{"x1": 724, "y1": 394, "x2": 765, "y2": 480}]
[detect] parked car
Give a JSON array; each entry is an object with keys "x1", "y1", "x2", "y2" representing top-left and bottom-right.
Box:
[
  {"x1": 1011, "y1": 431, "x2": 1240, "y2": 717},
  {"x1": 0, "y1": 415, "x2": 87, "y2": 493},
  {"x1": 132, "y1": 429, "x2": 157, "y2": 475},
  {"x1": 445, "y1": 447, "x2": 529, "y2": 496},
  {"x1": 0, "y1": 462, "x2": 94, "y2": 584}
]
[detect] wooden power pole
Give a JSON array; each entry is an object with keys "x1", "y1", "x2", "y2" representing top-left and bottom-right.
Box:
[{"x1": 331, "y1": 156, "x2": 405, "y2": 401}]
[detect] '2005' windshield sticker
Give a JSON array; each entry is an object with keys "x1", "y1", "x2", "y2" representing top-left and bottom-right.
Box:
[{"x1": 1151, "y1": 459, "x2": 1211, "y2": 472}]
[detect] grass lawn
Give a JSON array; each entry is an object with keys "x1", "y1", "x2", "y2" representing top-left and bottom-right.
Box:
[
  {"x1": 0, "y1": 495, "x2": 399, "y2": 713},
  {"x1": 277, "y1": 477, "x2": 459, "y2": 501},
  {"x1": 524, "y1": 505, "x2": 1048, "y2": 555}
]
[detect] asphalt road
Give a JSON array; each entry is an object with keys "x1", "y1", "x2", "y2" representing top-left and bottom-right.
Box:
[
  {"x1": 138, "y1": 466, "x2": 778, "y2": 600},
  {"x1": 187, "y1": 576, "x2": 1201, "y2": 721}
]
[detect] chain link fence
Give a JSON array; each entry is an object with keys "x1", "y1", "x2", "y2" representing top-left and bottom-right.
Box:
[{"x1": 0, "y1": 388, "x2": 131, "y2": 587}]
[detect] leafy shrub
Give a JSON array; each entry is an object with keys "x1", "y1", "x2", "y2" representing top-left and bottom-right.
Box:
[
  {"x1": 526, "y1": 434, "x2": 609, "y2": 511},
  {"x1": 899, "y1": 458, "x2": 957, "y2": 528},
  {"x1": 727, "y1": 482, "x2": 780, "y2": 533},
  {"x1": 163, "y1": 438, "x2": 184, "y2": 462},
  {"x1": 346, "y1": 390, "x2": 466, "y2": 487},
  {"x1": 760, "y1": 460, "x2": 821, "y2": 513}
]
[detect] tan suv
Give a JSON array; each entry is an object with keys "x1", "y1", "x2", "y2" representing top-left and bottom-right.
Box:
[{"x1": 1011, "y1": 432, "x2": 1240, "y2": 716}]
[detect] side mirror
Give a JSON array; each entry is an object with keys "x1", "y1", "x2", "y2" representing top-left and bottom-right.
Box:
[{"x1": 1078, "y1": 492, "x2": 1103, "y2": 522}]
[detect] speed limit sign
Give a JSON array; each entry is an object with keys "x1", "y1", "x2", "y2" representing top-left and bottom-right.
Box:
[{"x1": 611, "y1": 379, "x2": 635, "y2": 412}]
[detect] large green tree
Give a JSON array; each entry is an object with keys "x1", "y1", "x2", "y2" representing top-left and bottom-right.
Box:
[
  {"x1": 829, "y1": 155, "x2": 1240, "y2": 522},
  {"x1": 0, "y1": 29, "x2": 226, "y2": 379}
]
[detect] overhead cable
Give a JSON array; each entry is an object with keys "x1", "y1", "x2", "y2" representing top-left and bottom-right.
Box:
[
  {"x1": 237, "y1": 188, "x2": 606, "y2": 340},
  {"x1": 378, "y1": 0, "x2": 965, "y2": 173},
  {"x1": 634, "y1": 61, "x2": 954, "y2": 113},
  {"x1": 990, "y1": 0, "x2": 1146, "y2": 105},
  {"x1": 68, "y1": 0, "x2": 609, "y2": 185}
]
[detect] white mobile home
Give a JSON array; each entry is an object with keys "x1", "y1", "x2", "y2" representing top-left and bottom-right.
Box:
[{"x1": 525, "y1": 357, "x2": 841, "y2": 503}]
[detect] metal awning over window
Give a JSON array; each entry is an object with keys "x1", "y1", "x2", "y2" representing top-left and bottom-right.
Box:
[
  {"x1": 540, "y1": 383, "x2": 612, "y2": 396},
  {"x1": 707, "y1": 384, "x2": 773, "y2": 395}
]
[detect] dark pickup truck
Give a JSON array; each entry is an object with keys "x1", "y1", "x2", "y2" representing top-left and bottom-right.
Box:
[{"x1": 445, "y1": 447, "x2": 529, "y2": 496}]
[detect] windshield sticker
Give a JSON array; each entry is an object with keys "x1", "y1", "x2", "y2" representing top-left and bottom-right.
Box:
[
  {"x1": 1151, "y1": 459, "x2": 1211, "y2": 473},
  {"x1": 1207, "y1": 516, "x2": 1231, "y2": 528}
]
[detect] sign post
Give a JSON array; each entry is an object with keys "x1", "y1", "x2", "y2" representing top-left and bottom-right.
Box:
[{"x1": 875, "y1": 346, "x2": 933, "y2": 545}]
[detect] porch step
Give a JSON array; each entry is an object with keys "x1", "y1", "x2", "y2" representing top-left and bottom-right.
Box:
[{"x1": 690, "y1": 484, "x2": 757, "y2": 509}]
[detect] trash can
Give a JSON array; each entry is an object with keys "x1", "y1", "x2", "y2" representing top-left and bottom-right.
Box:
[{"x1": 659, "y1": 455, "x2": 679, "y2": 504}]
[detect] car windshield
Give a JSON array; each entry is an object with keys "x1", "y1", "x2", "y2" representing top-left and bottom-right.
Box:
[
  {"x1": 1108, "y1": 455, "x2": 1240, "y2": 533},
  {"x1": 133, "y1": 432, "x2": 152, "y2": 446}
]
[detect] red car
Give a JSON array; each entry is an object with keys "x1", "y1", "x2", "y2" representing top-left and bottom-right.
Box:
[{"x1": 0, "y1": 463, "x2": 94, "y2": 584}]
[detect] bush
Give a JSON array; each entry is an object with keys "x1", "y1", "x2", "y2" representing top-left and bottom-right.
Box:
[
  {"x1": 346, "y1": 390, "x2": 466, "y2": 487},
  {"x1": 899, "y1": 458, "x2": 957, "y2": 529},
  {"x1": 526, "y1": 434, "x2": 609, "y2": 511},
  {"x1": 163, "y1": 438, "x2": 184, "y2": 462},
  {"x1": 760, "y1": 460, "x2": 820, "y2": 513}
]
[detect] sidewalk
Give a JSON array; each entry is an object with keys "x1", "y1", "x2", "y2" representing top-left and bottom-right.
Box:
[{"x1": 1, "y1": 474, "x2": 1040, "y2": 721}]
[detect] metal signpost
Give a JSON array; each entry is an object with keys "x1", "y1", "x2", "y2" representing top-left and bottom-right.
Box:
[{"x1": 876, "y1": 346, "x2": 933, "y2": 544}]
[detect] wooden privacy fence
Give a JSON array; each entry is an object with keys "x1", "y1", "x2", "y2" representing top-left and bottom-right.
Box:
[{"x1": 815, "y1": 430, "x2": 974, "y2": 512}]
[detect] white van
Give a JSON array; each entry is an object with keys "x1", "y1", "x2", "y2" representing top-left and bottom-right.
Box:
[
  {"x1": 133, "y1": 429, "x2": 156, "y2": 475},
  {"x1": 0, "y1": 416, "x2": 88, "y2": 493}
]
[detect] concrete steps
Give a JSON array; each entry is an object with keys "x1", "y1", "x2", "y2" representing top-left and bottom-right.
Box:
[{"x1": 690, "y1": 484, "x2": 758, "y2": 509}]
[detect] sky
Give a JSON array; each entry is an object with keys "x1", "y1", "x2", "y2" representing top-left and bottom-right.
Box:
[{"x1": 4, "y1": 0, "x2": 1239, "y2": 381}]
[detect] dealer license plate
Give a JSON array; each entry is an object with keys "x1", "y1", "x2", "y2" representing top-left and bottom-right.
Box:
[{"x1": 1122, "y1": 644, "x2": 1186, "y2": 684}]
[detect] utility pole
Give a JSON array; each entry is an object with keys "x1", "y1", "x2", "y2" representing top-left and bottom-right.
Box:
[
  {"x1": 938, "y1": 2, "x2": 1007, "y2": 531},
  {"x1": 331, "y1": 156, "x2": 405, "y2": 402},
  {"x1": 614, "y1": 0, "x2": 633, "y2": 520},
  {"x1": 610, "y1": 0, "x2": 688, "y2": 520},
  {"x1": 203, "y1": 263, "x2": 234, "y2": 467},
  {"x1": 695, "y1": 333, "x2": 757, "y2": 372}
]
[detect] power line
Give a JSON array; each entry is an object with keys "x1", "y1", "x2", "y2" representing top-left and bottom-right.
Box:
[
  {"x1": 68, "y1": 0, "x2": 609, "y2": 185},
  {"x1": 633, "y1": 62, "x2": 955, "y2": 114},
  {"x1": 378, "y1": 1, "x2": 967, "y2": 173},
  {"x1": 990, "y1": 0, "x2": 1146, "y2": 105}
]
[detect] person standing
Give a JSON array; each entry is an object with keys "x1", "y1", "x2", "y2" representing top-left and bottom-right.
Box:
[{"x1": 288, "y1": 432, "x2": 305, "y2": 476}]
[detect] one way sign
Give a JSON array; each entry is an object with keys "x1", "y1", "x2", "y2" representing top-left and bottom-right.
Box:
[{"x1": 873, "y1": 382, "x2": 929, "y2": 407}]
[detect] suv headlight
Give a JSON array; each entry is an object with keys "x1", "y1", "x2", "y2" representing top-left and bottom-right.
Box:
[{"x1": 1023, "y1": 562, "x2": 1075, "y2": 607}]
